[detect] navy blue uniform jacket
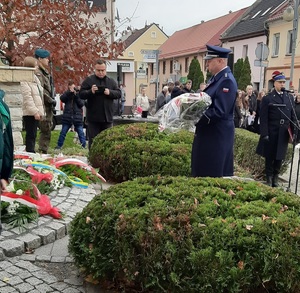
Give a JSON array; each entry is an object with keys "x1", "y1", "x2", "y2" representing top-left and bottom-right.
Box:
[
  {"x1": 191, "y1": 67, "x2": 237, "y2": 177},
  {"x1": 256, "y1": 90, "x2": 295, "y2": 160}
]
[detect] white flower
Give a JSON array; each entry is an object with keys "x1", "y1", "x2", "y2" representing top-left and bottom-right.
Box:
[{"x1": 7, "y1": 202, "x2": 20, "y2": 215}]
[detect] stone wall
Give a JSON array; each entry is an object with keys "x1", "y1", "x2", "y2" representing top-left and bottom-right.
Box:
[{"x1": 0, "y1": 66, "x2": 35, "y2": 147}]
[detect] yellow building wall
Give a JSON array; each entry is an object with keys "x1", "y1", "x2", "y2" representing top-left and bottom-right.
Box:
[
  {"x1": 267, "y1": 20, "x2": 300, "y2": 91},
  {"x1": 118, "y1": 24, "x2": 168, "y2": 106}
]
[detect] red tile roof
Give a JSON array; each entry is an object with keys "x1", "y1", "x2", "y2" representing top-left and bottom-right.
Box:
[{"x1": 159, "y1": 8, "x2": 247, "y2": 59}]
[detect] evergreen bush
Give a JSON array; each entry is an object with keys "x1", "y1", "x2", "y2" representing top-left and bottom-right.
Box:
[
  {"x1": 234, "y1": 128, "x2": 292, "y2": 179},
  {"x1": 69, "y1": 176, "x2": 300, "y2": 292},
  {"x1": 88, "y1": 123, "x2": 193, "y2": 182}
]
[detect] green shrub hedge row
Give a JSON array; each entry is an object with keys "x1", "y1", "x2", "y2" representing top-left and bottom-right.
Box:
[
  {"x1": 234, "y1": 128, "x2": 293, "y2": 179},
  {"x1": 89, "y1": 124, "x2": 293, "y2": 183},
  {"x1": 89, "y1": 123, "x2": 193, "y2": 182},
  {"x1": 69, "y1": 176, "x2": 300, "y2": 292}
]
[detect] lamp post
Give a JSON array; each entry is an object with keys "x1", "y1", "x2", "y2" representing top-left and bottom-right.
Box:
[{"x1": 283, "y1": 0, "x2": 300, "y2": 89}]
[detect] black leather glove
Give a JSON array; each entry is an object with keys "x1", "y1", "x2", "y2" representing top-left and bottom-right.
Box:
[{"x1": 261, "y1": 135, "x2": 269, "y2": 142}]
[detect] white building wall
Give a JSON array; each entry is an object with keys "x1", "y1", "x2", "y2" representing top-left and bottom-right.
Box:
[{"x1": 223, "y1": 35, "x2": 267, "y2": 91}]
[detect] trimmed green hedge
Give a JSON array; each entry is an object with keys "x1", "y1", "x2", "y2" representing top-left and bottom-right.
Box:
[
  {"x1": 89, "y1": 124, "x2": 293, "y2": 182},
  {"x1": 69, "y1": 176, "x2": 300, "y2": 292},
  {"x1": 89, "y1": 123, "x2": 193, "y2": 182},
  {"x1": 234, "y1": 128, "x2": 293, "y2": 179}
]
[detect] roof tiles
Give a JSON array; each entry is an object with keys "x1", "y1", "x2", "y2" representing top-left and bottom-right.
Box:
[{"x1": 159, "y1": 9, "x2": 247, "y2": 59}]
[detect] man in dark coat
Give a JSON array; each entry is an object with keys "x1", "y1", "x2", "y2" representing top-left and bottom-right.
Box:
[
  {"x1": 79, "y1": 59, "x2": 121, "y2": 149},
  {"x1": 191, "y1": 45, "x2": 237, "y2": 177},
  {"x1": 256, "y1": 71, "x2": 295, "y2": 187},
  {"x1": 55, "y1": 81, "x2": 86, "y2": 149},
  {"x1": 171, "y1": 81, "x2": 184, "y2": 99}
]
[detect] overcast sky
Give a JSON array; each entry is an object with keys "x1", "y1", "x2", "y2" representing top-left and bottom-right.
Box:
[{"x1": 114, "y1": 0, "x2": 256, "y2": 37}]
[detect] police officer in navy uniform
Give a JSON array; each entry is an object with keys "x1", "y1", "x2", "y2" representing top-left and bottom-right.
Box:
[
  {"x1": 191, "y1": 45, "x2": 238, "y2": 177},
  {"x1": 256, "y1": 71, "x2": 295, "y2": 187}
]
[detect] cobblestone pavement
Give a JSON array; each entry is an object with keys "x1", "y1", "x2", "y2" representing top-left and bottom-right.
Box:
[{"x1": 0, "y1": 182, "x2": 112, "y2": 293}]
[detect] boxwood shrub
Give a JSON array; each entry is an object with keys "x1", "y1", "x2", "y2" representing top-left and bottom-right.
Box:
[
  {"x1": 69, "y1": 176, "x2": 300, "y2": 292},
  {"x1": 234, "y1": 128, "x2": 293, "y2": 179},
  {"x1": 89, "y1": 123, "x2": 193, "y2": 182},
  {"x1": 89, "y1": 124, "x2": 293, "y2": 183}
]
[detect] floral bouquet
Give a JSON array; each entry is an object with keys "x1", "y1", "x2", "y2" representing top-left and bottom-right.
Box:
[{"x1": 157, "y1": 92, "x2": 212, "y2": 133}]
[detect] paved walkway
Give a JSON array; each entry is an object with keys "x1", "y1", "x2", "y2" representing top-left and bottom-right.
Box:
[
  {"x1": 1, "y1": 148, "x2": 299, "y2": 293},
  {"x1": 0, "y1": 181, "x2": 112, "y2": 293}
]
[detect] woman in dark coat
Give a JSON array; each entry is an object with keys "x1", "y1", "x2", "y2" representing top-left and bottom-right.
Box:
[
  {"x1": 252, "y1": 88, "x2": 266, "y2": 134},
  {"x1": 234, "y1": 90, "x2": 242, "y2": 128},
  {"x1": 55, "y1": 81, "x2": 86, "y2": 149},
  {"x1": 256, "y1": 72, "x2": 295, "y2": 187}
]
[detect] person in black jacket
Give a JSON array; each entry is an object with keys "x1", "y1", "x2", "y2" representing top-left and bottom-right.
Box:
[
  {"x1": 55, "y1": 81, "x2": 86, "y2": 149},
  {"x1": 79, "y1": 59, "x2": 121, "y2": 149},
  {"x1": 256, "y1": 71, "x2": 295, "y2": 187}
]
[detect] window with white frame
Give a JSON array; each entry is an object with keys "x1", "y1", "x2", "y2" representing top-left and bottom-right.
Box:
[
  {"x1": 287, "y1": 30, "x2": 293, "y2": 55},
  {"x1": 151, "y1": 31, "x2": 157, "y2": 38},
  {"x1": 272, "y1": 33, "x2": 280, "y2": 56}
]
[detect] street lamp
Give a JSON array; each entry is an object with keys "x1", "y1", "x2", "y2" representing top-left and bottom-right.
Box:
[{"x1": 283, "y1": 0, "x2": 300, "y2": 89}]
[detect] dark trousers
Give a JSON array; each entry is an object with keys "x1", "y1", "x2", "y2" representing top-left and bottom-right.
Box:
[
  {"x1": 87, "y1": 121, "x2": 112, "y2": 150},
  {"x1": 23, "y1": 115, "x2": 39, "y2": 153},
  {"x1": 265, "y1": 157, "x2": 282, "y2": 176},
  {"x1": 141, "y1": 111, "x2": 148, "y2": 118}
]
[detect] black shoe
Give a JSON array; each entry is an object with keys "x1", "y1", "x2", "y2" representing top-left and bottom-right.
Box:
[
  {"x1": 266, "y1": 176, "x2": 272, "y2": 186},
  {"x1": 54, "y1": 146, "x2": 61, "y2": 150},
  {"x1": 272, "y1": 175, "x2": 279, "y2": 187}
]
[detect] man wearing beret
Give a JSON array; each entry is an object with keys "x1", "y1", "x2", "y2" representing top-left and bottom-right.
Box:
[
  {"x1": 34, "y1": 48, "x2": 55, "y2": 154},
  {"x1": 256, "y1": 71, "x2": 295, "y2": 187},
  {"x1": 191, "y1": 44, "x2": 237, "y2": 177},
  {"x1": 79, "y1": 59, "x2": 121, "y2": 149}
]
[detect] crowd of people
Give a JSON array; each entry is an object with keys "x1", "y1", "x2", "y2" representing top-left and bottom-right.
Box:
[{"x1": 2, "y1": 45, "x2": 300, "y2": 191}]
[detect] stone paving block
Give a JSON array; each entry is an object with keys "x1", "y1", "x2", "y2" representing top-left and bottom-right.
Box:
[
  {"x1": 18, "y1": 271, "x2": 32, "y2": 280},
  {"x1": 5, "y1": 275, "x2": 23, "y2": 285},
  {"x1": 0, "y1": 286, "x2": 16, "y2": 293},
  {"x1": 31, "y1": 270, "x2": 57, "y2": 284},
  {"x1": 35, "y1": 283, "x2": 54, "y2": 292},
  {"x1": 20, "y1": 254, "x2": 36, "y2": 262},
  {"x1": 46, "y1": 222, "x2": 66, "y2": 239},
  {"x1": 1, "y1": 230, "x2": 15, "y2": 237},
  {"x1": 0, "y1": 270, "x2": 12, "y2": 280},
  {"x1": 0, "y1": 248, "x2": 5, "y2": 261},
  {"x1": 25, "y1": 276, "x2": 44, "y2": 286},
  {"x1": 14, "y1": 282, "x2": 34, "y2": 292},
  {"x1": 15, "y1": 260, "x2": 41, "y2": 272},
  {"x1": 31, "y1": 228, "x2": 55, "y2": 245},
  {"x1": 10, "y1": 227, "x2": 26, "y2": 235},
  {"x1": 36, "y1": 255, "x2": 51, "y2": 262},
  {"x1": 5, "y1": 265, "x2": 23, "y2": 275},
  {"x1": 17, "y1": 233, "x2": 42, "y2": 250},
  {"x1": 0, "y1": 239, "x2": 24, "y2": 257}
]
